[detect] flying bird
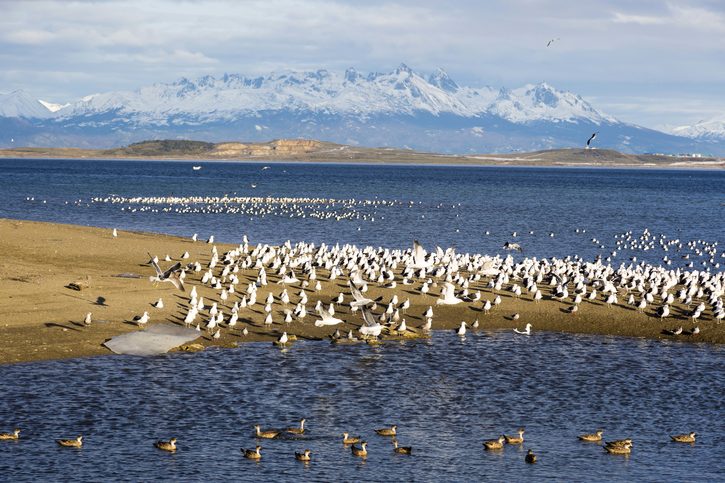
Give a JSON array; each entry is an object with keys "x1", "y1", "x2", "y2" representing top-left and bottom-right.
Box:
[
  {"x1": 147, "y1": 253, "x2": 185, "y2": 291},
  {"x1": 586, "y1": 132, "x2": 599, "y2": 149},
  {"x1": 546, "y1": 37, "x2": 560, "y2": 47}
]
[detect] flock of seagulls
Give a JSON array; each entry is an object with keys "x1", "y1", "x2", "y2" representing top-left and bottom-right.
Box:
[{"x1": 119, "y1": 232, "x2": 724, "y2": 350}]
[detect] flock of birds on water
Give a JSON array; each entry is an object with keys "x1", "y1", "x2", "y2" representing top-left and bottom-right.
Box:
[{"x1": 0, "y1": 421, "x2": 699, "y2": 465}]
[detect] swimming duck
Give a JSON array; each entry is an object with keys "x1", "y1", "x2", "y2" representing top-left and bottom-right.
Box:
[
  {"x1": 0, "y1": 428, "x2": 20, "y2": 440},
  {"x1": 242, "y1": 445, "x2": 262, "y2": 460},
  {"x1": 525, "y1": 449, "x2": 537, "y2": 464},
  {"x1": 254, "y1": 424, "x2": 280, "y2": 439},
  {"x1": 504, "y1": 428, "x2": 525, "y2": 444},
  {"x1": 578, "y1": 429, "x2": 604, "y2": 442},
  {"x1": 605, "y1": 442, "x2": 632, "y2": 454},
  {"x1": 57, "y1": 435, "x2": 83, "y2": 448},
  {"x1": 286, "y1": 418, "x2": 306, "y2": 435},
  {"x1": 483, "y1": 435, "x2": 506, "y2": 450},
  {"x1": 375, "y1": 425, "x2": 397, "y2": 436},
  {"x1": 670, "y1": 432, "x2": 696, "y2": 443},
  {"x1": 295, "y1": 449, "x2": 312, "y2": 462},
  {"x1": 351, "y1": 441, "x2": 368, "y2": 457},
  {"x1": 343, "y1": 433, "x2": 361, "y2": 445},
  {"x1": 393, "y1": 439, "x2": 412, "y2": 455},
  {"x1": 605, "y1": 438, "x2": 633, "y2": 448},
  {"x1": 154, "y1": 437, "x2": 177, "y2": 452}
]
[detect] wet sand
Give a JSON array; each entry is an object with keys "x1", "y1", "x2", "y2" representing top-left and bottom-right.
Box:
[{"x1": 0, "y1": 218, "x2": 721, "y2": 365}]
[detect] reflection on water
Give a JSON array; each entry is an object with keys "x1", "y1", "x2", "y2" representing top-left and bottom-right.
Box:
[{"x1": 0, "y1": 332, "x2": 722, "y2": 481}]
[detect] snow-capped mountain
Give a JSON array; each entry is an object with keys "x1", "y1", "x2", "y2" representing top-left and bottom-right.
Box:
[
  {"x1": 0, "y1": 64, "x2": 721, "y2": 155},
  {"x1": 671, "y1": 115, "x2": 725, "y2": 140},
  {"x1": 0, "y1": 90, "x2": 55, "y2": 118}
]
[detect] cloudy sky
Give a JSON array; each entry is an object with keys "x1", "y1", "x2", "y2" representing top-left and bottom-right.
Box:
[{"x1": 1, "y1": 0, "x2": 723, "y2": 129}]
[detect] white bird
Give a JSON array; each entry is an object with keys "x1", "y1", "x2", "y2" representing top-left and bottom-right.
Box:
[
  {"x1": 514, "y1": 323, "x2": 532, "y2": 336},
  {"x1": 83, "y1": 312, "x2": 92, "y2": 326},
  {"x1": 135, "y1": 311, "x2": 150, "y2": 327},
  {"x1": 277, "y1": 331, "x2": 289, "y2": 346},
  {"x1": 436, "y1": 282, "x2": 463, "y2": 305},
  {"x1": 359, "y1": 307, "x2": 382, "y2": 338},
  {"x1": 112, "y1": 228, "x2": 118, "y2": 238},
  {"x1": 457, "y1": 321, "x2": 467, "y2": 336},
  {"x1": 153, "y1": 298, "x2": 164, "y2": 309},
  {"x1": 314, "y1": 308, "x2": 344, "y2": 327}
]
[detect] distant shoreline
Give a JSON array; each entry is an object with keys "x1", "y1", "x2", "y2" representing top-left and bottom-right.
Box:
[{"x1": 1, "y1": 139, "x2": 722, "y2": 169}]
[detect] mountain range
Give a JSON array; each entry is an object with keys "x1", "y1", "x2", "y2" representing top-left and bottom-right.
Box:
[{"x1": 1, "y1": 64, "x2": 723, "y2": 155}]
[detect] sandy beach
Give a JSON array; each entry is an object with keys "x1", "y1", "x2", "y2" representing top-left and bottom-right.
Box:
[{"x1": 0, "y1": 217, "x2": 721, "y2": 364}]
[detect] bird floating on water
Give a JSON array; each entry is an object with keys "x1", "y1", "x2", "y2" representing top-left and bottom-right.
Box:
[
  {"x1": 57, "y1": 435, "x2": 83, "y2": 448},
  {"x1": 514, "y1": 323, "x2": 532, "y2": 336},
  {"x1": 242, "y1": 445, "x2": 262, "y2": 460},
  {"x1": 670, "y1": 432, "x2": 696, "y2": 443},
  {"x1": 295, "y1": 449, "x2": 311, "y2": 462},
  {"x1": 254, "y1": 425, "x2": 280, "y2": 439},
  {"x1": 154, "y1": 437, "x2": 177, "y2": 452},
  {"x1": 351, "y1": 441, "x2": 368, "y2": 457},
  {"x1": 343, "y1": 433, "x2": 361, "y2": 445},
  {"x1": 504, "y1": 428, "x2": 525, "y2": 444},
  {"x1": 578, "y1": 429, "x2": 604, "y2": 442},
  {"x1": 393, "y1": 439, "x2": 412, "y2": 455},
  {"x1": 483, "y1": 436, "x2": 506, "y2": 451},
  {"x1": 0, "y1": 428, "x2": 20, "y2": 440},
  {"x1": 375, "y1": 425, "x2": 397, "y2": 437},
  {"x1": 286, "y1": 419, "x2": 306, "y2": 435},
  {"x1": 525, "y1": 449, "x2": 537, "y2": 463}
]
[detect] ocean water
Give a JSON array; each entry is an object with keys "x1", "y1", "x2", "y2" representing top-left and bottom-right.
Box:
[
  {"x1": 1, "y1": 158, "x2": 724, "y2": 481},
  {"x1": 0, "y1": 333, "x2": 723, "y2": 481},
  {"x1": 1, "y1": 158, "x2": 723, "y2": 267}
]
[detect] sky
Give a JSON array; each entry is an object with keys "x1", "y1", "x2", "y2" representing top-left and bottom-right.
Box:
[{"x1": 1, "y1": 0, "x2": 723, "y2": 130}]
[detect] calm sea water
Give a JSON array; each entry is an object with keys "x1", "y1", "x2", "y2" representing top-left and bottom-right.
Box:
[
  {"x1": 1, "y1": 159, "x2": 724, "y2": 480},
  {"x1": 0, "y1": 333, "x2": 723, "y2": 481},
  {"x1": 1, "y1": 158, "x2": 723, "y2": 266}
]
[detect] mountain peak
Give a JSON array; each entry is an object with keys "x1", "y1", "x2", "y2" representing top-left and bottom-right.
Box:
[{"x1": 428, "y1": 68, "x2": 459, "y2": 92}]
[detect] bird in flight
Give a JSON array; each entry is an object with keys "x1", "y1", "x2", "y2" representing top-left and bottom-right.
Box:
[
  {"x1": 586, "y1": 132, "x2": 598, "y2": 149},
  {"x1": 547, "y1": 38, "x2": 560, "y2": 47}
]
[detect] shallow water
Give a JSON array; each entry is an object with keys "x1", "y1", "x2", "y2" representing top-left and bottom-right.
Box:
[
  {"x1": 1, "y1": 159, "x2": 723, "y2": 267},
  {"x1": 0, "y1": 332, "x2": 722, "y2": 481}
]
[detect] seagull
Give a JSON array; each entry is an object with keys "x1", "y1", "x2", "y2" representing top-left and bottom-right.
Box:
[
  {"x1": 135, "y1": 311, "x2": 150, "y2": 327},
  {"x1": 503, "y1": 241, "x2": 523, "y2": 252},
  {"x1": 314, "y1": 308, "x2": 344, "y2": 327},
  {"x1": 514, "y1": 323, "x2": 532, "y2": 335},
  {"x1": 359, "y1": 307, "x2": 382, "y2": 338},
  {"x1": 83, "y1": 312, "x2": 92, "y2": 326},
  {"x1": 546, "y1": 37, "x2": 560, "y2": 47},
  {"x1": 436, "y1": 282, "x2": 463, "y2": 305},
  {"x1": 277, "y1": 331, "x2": 289, "y2": 346},
  {"x1": 586, "y1": 132, "x2": 598, "y2": 149},
  {"x1": 409, "y1": 240, "x2": 433, "y2": 269},
  {"x1": 112, "y1": 228, "x2": 118, "y2": 238},
  {"x1": 148, "y1": 254, "x2": 185, "y2": 291},
  {"x1": 457, "y1": 321, "x2": 467, "y2": 336},
  {"x1": 153, "y1": 298, "x2": 164, "y2": 309}
]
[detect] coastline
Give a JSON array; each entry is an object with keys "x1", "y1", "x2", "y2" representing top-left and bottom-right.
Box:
[
  {"x1": 1, "y1": 217, "x2": 722, "y2": 365},
  {"x1": 1, "y1": 142, "x2": 723, "y2": 169}
]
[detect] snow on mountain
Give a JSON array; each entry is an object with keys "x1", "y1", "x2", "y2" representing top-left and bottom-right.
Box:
[
  {"x1": 1, "y1": 64, "x2": 720, "y2": 155},
  {"x1": 0, "y1": 90, "x2": 54, "y2": 118},
  {"x1": 48, "y1": 64, "x2": 611, "y2": 125},
  {"x1": 671, "y1": 115, "x2": 725, "y2": 139},
  {"x1": 488, "y1": 83, "x2": 617, "y2": 124},
  {"x1": 38, "y1": 99, "x2": 70, "y2": 112}
]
